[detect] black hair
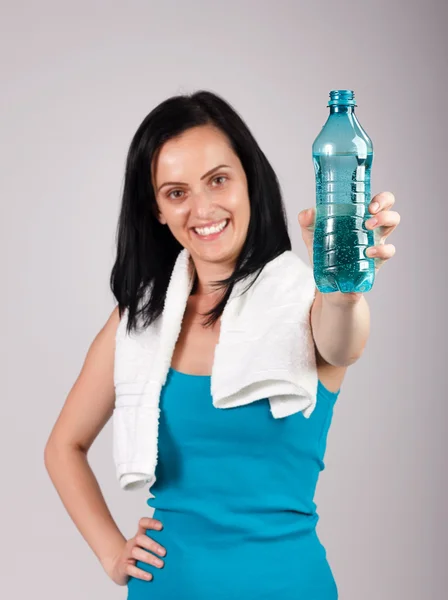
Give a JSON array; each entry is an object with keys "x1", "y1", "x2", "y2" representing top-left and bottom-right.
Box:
[{"x1": 110, "y1": 90, "x2": 291, "y2": 333}]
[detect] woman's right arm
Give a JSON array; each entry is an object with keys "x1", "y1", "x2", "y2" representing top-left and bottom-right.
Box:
[
  {"x1": 44, "y1": 306, "x2": 128, "y2": 573},
  {"x1": 44, "y1": 306, "x2": 165, "y2": 585},
  {"x1": 43, "y1": 306, "x2": 165, "y2": 584}
]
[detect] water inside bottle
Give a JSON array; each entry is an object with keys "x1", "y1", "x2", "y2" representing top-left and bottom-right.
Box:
[{"x1": 312, "y1": 151, "x2": 375, "y2": 293}]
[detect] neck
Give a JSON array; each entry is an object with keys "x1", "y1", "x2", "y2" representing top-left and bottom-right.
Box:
[
  {"x1": 330, "y1": 105, "x2": 355, "y2": 114},
  {"x1": 189, "y1": 255, "x2": 235, "y2": 298}
]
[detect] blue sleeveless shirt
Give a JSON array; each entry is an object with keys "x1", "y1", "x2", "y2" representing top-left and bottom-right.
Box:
[{"x1": 127, "y1": 367, "x2": 340, "y2": 599}]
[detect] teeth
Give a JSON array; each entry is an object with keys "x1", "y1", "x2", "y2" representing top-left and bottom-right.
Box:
[{"x1": 194, "y1": 219, "x2": 228, "y2": 236}]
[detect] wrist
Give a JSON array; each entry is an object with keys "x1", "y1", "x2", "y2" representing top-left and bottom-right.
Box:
[
  {"x1": 321, "y1": 290, "x2": 364, "y2": 309},
  {"x1": 99, "y1": 537, "x2": 127, "y2": 574}
]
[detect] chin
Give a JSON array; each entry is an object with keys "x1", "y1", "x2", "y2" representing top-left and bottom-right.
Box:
[{"x1": 191, "y1": 245, "x2": 237, "y2": 264}]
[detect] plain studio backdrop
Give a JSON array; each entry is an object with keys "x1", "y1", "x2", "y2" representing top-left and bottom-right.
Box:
[{"x1": 1, "y1": 1, "x2": 446, "y2": 598}]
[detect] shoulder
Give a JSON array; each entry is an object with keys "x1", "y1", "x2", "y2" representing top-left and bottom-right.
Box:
[{"x1": 103, "y1": 305, "x2": 122, "y2": 336}]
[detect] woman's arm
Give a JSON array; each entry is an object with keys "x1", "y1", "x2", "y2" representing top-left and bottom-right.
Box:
[
  {"x1": 311, "y1": 290, "x2": 370, "y2": 367},
  {"x1": 44, "y1": 306, "x2": 126, "y2": 573}
]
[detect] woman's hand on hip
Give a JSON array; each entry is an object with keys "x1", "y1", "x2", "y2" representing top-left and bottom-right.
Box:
[{"x1": 104, "y1": 517, "x2": 166, "y2": 585}]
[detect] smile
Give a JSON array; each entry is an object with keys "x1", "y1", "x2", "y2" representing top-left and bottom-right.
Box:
[{"x1": 192, "y1": 219, "x2": 230, "y2": 240}]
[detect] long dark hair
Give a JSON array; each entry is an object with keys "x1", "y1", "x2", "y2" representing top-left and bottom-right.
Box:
[{"x1": 110, "y1": 90, "x2": 291, "y2": 333}]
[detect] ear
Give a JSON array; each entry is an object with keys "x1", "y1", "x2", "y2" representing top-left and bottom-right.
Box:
[{"x1": 152, "y1": 203, "x2": 167, "y2": 225}]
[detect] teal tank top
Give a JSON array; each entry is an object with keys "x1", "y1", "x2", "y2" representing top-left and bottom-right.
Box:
[{"x1": 127, "y1": 367, "x2": 340, "y2": 599}]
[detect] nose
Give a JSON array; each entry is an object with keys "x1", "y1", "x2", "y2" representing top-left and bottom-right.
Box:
[{"x1": 190, "y1": 189, "x2": 214, "y2": 219}]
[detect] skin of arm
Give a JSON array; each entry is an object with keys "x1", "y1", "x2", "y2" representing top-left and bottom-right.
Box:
[
  {"x1": 44, "y1": 306, "x2": 126, "y2": 574},
  {"x1": 311, "y1": 290, "x2": 370, "y2": 367}
]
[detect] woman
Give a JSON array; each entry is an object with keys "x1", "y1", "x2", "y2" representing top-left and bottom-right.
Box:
[{"x1": 44, "y1": 90, "x2": 400, "y2": 598}]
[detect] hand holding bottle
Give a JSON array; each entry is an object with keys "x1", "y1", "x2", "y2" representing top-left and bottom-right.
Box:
[{"x1": 298, "y1": 191, "x2": 400, "y2": 304}]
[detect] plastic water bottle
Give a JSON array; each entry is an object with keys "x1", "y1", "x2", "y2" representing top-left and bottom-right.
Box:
[{"x1": 312, "y1": 89, "x2": 375, "y2": 293}]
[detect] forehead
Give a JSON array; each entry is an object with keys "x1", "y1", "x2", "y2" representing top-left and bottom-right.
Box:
[{"x1": 152, "y1": 126, "x2": 234, "y2": 183}]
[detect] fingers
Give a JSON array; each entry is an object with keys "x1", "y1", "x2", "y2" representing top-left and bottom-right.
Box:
[
  {"x1": 365, "y1": 193, "x2": 399, "y2": 269},
  {"x1": 136, "y1": 533, "x2": 166, "y2": 558},
  {"x1": 298, "y1": 208, "x2": 315, "y2": 230},
  {"x1": 137, "y1": 517, "x2": 165, "y2": 556},
  {"x1": 369, "y1": 191, "x2": 395, "y2": 213},
  {"x1": 126, "y1": 516, "x2": 166, "y2": 582},
  {"x1": 365, "y1": 243, "x2": 396, "y2": 259},
  {"x1": 125, "y1": 563, "x2": 153, "y2": 581},
  {"x1": 365, "y1": 210, "x2": 400, "y2": 245},
  {"x1": 138, "y1": 516, "x2": 163, "y2": 532},
  {"x1": 365, "y1": 210, "x2": 400, "y2": 230},
  {"x1": 131, "y1": 542, "x2": 165, "y2": 568}
]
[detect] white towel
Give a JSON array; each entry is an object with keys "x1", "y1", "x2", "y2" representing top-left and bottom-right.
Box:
[{"x1": 113, "y1": 248, "x2": 318, "y2": 492}]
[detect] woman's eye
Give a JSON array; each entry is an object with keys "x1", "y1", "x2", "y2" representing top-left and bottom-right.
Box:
[
  {"x1": 212, "y1": 175, "x2": 227, "y2": 186},
  {"x1": 167, "y1": 176, "x2": 226, "y2": 199},
  {"x1": 168, "y1": 190, "x2": 184, "y2": 200}
]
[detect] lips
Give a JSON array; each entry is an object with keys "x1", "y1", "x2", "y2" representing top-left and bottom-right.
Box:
[
  {"x1": 190, "y1": 218, "x2": 229, "y2": 230},
  {"x1": 191, "y1": 218, "x2": 230, "y2": 240}
]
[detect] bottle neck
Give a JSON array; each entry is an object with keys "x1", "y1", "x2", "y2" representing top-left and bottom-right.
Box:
[{"x1": 329, "y1": 105, "x2": 355, "y2": 115}]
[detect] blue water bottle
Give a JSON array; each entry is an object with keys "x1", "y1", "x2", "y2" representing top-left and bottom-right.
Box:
[{"x1": 312, "y1": 89, "x2": 375, "y2": 293}]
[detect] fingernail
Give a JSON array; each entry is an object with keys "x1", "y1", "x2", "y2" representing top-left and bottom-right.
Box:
[
  {"x1": 370, "y1": 201, "x2": 379, "y2": 213},
  {"x1": 158, "y1": 546, "x2": 166, "y2": 556},
  {"x1": 368, "y1": 218, "x2": 378, "y2": 227},
  {"x1": 368, "y1": 248, "x2": 377, "y2": 256}
]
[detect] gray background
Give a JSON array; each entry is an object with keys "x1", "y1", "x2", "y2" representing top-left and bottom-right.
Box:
[{"x1": 1, "y1": 0, "x2": 446, "y2": 598}]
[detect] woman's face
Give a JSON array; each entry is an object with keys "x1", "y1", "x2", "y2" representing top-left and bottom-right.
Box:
[{"x1": 152, "y1": 125, "x2": 250, "y2": 268}]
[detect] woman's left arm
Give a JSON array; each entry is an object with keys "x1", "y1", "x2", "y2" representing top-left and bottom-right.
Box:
[
  {"x1": 298, "y1": 191, "x2": 401, "y2": 367},
  {"x1": 310, "y1": 290, "x2": 370, "y2": 367}
]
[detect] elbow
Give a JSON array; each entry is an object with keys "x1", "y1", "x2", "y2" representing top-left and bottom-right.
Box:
[
  {"x1": 43, "y1": 438, "x2": 60, "y2": 471},
  {"x1": 43, "y1": 436, "x2": 85, "y2": 472},
  {"x1": 326, "y1": 356, "x2": 359, "y2": 367},
  {"x1": 322, "y1": 349, "x2": 365, "y2": 367},
  {"x1": 43, "y1": 440, "x2": 57, "y2": 478},
  {"x1": 342, "y1": 348, "x2": 366, "y2": 367}
]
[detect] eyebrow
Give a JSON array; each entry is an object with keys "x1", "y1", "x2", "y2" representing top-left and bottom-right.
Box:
[{"x1": 157, "y1": 164, "x2": 231, "y2": 193}]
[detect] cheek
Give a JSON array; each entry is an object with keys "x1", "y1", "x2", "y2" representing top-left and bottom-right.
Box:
[
  {"x1": 233, "y1": 196, "x2": 251, "y2": 225},
  {"x1": 227, "y1": 189, "x2": 250, "y2": 216},
  {"x1": 164, "y1": 203, "x2": 189, "y2": 225}
]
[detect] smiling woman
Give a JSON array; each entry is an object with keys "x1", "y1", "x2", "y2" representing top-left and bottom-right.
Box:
[
  {"x1": 45, "y1": 89, "x2": 341, "y2": 600},
  {"x1": 106, "y1": 90, "x2": 340, "y2": 599},
  {"x1": 111, "y1": 90, "x2": 292, "y2": 331}
]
